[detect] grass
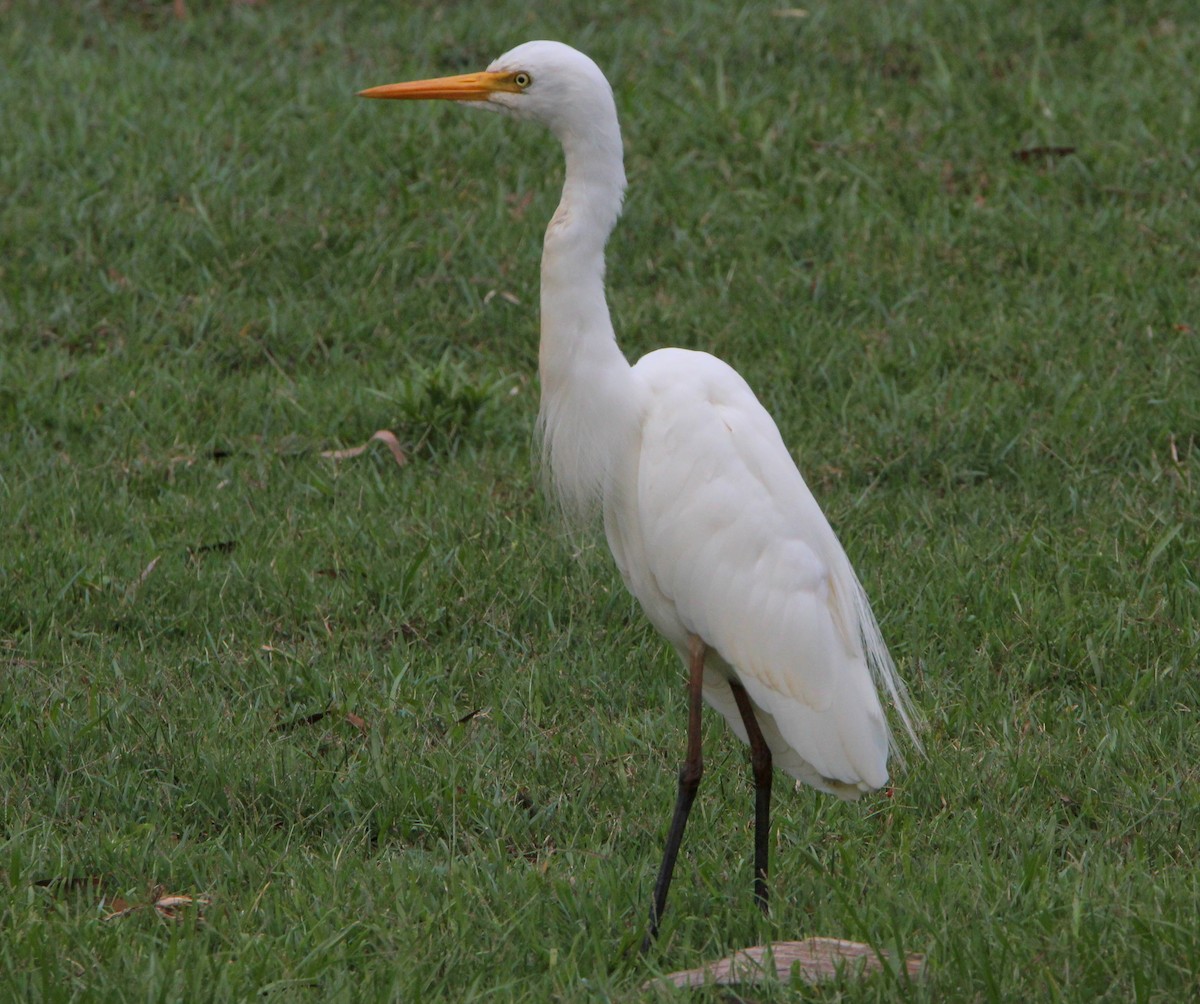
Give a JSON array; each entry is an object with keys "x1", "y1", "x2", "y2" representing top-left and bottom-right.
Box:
[{"x1": 1, "y1": 0, "x2": 1198, "y2": 999}]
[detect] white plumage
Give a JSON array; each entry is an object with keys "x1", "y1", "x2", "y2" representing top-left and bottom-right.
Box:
[
  {"x1": 614, "y1": 347, "x2": 912, "y2": 795},
  {"x1": 360, "y1": 39, "x2": 919, "y2": 944}
]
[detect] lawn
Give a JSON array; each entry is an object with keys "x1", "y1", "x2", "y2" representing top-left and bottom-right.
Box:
[{"x1": 1, "y1": 0, "x2": 1198, "y2": 1000}]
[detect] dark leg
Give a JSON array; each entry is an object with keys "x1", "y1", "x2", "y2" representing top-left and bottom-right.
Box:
[
  {"x1": 641, "y1": 636, "x2": 707, "y2": 953},
  {"x1": 729, "y1": 681, "x2": 773, "y2": 912}
]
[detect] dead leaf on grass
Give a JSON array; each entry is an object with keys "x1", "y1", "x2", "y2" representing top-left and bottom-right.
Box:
[
  {"x1": 274, "y1": 707, "x2": 369, "y2": 734},
  {"x1": 124, "y1": 555, "x2": 161, "y2": 602},
  {"x1": 321, "y1": 429, "x2": 407, "y2": 468},
  {"x1": 1012, "y1": 145, "x2": 1077, "y2": 162},
  {"x1": 103, "y1": 897, "x2": 134, "y2": 919},
  {"x1": 646, "y1": 937, "x2": 925, "y2": 990},
  {"x1": 275, "y1": 707, "x2": 330, "y2": 732},
  {"x1": 153, "y1": 892, "x2": 211, "y2": 919},
  {"x1": 34, "y1": 874, "x2": 104, "y2": 894},
  {"x1": 103, "y1": 887, "x2": 211, "y2": 922}
]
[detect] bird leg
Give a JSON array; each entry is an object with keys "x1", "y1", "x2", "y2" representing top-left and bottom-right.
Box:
[
  {"x1": 642, "y1": 635, "x2": 707, "y2": 953},
  {"x1": 729, "y1": 680, "x2": 773, "y2": 912}
]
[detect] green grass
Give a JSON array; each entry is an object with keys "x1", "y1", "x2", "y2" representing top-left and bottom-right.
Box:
[{"x1": 2, "y1": 0, "x2": 1198, "y2": 1000}]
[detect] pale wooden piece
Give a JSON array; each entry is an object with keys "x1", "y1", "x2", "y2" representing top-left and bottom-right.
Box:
[{"x1": 647, "y1": 937, "x2": 925, "y2": 990}]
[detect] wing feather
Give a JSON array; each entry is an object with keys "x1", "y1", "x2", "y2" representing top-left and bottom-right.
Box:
[{"x1": 624, "y1": 347, "x2": 914, "y2": 793}]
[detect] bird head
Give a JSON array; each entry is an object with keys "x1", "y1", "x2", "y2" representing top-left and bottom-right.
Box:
[{"x1": 359, "y1": 40, "x2": 616, "y2": 141}]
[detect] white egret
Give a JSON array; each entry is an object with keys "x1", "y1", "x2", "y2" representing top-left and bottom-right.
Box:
[{"x1": 360, "y1": 41, "x2": 919, "y2": 949}]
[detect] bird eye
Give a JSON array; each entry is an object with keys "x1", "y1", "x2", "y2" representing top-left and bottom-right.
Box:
[{"x1": 513, "y1": 72, "x2": 532, "y2": 88}]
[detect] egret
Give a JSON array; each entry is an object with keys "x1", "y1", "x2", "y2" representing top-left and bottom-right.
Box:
[{"x1": 360, "y1": 41, "x2": 919, "y2": 949}]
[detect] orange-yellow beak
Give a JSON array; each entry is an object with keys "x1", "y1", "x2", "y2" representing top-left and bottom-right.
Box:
[{"x1": 358, "y1": 71, "x2": 519, "y2": 102}]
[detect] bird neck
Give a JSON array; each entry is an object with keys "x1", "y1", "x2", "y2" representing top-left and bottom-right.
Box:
[
  {"x1": 539, "y1": 146, "x2": 625, "y2": 376},
  {"x1": 536, "y1": 119, "x2": 638, "y2": 519}
]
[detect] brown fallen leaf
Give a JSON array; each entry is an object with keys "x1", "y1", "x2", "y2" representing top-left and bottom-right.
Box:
[
  {"x1": 124, "y1": 555, "x2": 161, "y2": 602},
  {"x1": 138, "y1": 556, "x2": 160, "y2": 583},
  {"x1": 274, "y1": 708, "x2": 330, "y2": 732},
  {"x1": 1012, "y1": 145, "x2": 1077, "y2": 162},
  {"x1": 104, "y1": 897, "x2": 132, "y2": 919},
  {"x1": 321, "y1": 429, "x2": 407, "y2": 468},
  {"x1": 344, "y1": 711, "x2": 368, "y2": 733},
  {"x1": 646, "y1": 937, "x2": 925, "y2": 990},
  {"x1": 33, "y1": 874, "x2": 103, "y2": 894},
  {"x1": 153, "y1": 893, "x2": 211, "y2": 919},
  {"x1": 189, "y1": 540, "x2": 237, "y2": 559},
  {"x1": 103, "y1": 889, "x2": 211, "y2": 922}
]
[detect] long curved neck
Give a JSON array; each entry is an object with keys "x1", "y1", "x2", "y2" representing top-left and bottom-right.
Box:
[
  {"x1": 539, "y1": 122, "x2": 627, "y2": 389},
  {"x1": 537, "y1": 108, "x2": 639, "y2": 518}
]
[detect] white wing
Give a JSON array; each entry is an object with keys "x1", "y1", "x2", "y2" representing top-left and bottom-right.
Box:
[{"x1": 613, "y1": 347, "x2": 915, "y2": 797}]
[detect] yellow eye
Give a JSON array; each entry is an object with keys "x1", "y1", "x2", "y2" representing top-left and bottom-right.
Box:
[{"x1": 513, "y1": 72, "x2": 532, "y2": 88}]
